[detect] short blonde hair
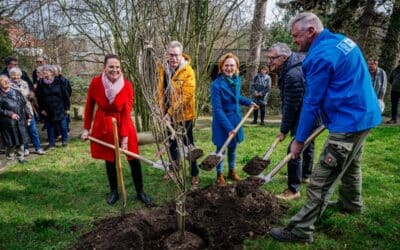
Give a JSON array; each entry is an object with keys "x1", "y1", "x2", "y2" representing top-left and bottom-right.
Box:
[{"x1": 218, "y1": 52, "x2": 240, "y2": 75}]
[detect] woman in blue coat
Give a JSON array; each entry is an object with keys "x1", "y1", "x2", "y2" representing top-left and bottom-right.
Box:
[{"x1": 211, "y1": 53, "x2": 258, "y2": 186}]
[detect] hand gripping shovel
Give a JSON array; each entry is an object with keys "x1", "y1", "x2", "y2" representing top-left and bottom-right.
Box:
[
  {"x1": 243, "y1": 137, "x2": 280, "y2": 176},
  {"x1": 199, "y1": 106, "x2": 255, "y2": 171},
  {"x1": 111, "y1": 118, "x2": 127, "y2": 214},
  {"x1": 164, "y1": 118, "x2": 204, "y2": 162},
  {"x1": 258, "y1": 125, "x2": 326, "y2": 184}
]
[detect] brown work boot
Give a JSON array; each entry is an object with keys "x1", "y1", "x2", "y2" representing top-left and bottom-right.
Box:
[
  {"x1": 276, "y1": 189, "x2": 301, "y2": 201},
  {"x1": 228, "y1": 169, "x2": 241, "y2": 181},
  {"x1": 216, "y1": 173, "x2": 226, "y2": 186}
]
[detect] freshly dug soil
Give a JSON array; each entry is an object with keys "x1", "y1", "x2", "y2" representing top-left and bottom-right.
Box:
[
  {"x1": 74, "y1": 177, "x2": 288, "y2": 250},
  {"x1": 243, "y1": 156, "x2": 270, "y2": 176},
  {"x1": 187, "y1": 148, "x2": 204, "y2": 162},
  {"x1": 199, "y1": 155, "x2": 221, "y2": 171}
]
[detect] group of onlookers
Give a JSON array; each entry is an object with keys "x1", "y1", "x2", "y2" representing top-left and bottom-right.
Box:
[{"x1": 0, "y1": 55, "x2": 71, "y2": 163}]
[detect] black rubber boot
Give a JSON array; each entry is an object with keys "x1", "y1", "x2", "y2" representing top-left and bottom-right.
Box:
[
  {"x1": 129, "y1": 159, "x2": 151, "y2": 206},
  {"x1": 105, "y1": 161, "x2": 119, "y2": 205}
]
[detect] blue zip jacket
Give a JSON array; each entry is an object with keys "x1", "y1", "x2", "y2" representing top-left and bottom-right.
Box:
[
  {"x1": 211, "y1": 74, "x2": 252, "y2": 147},
  {"x1": 296, "y1": 29, "x2": 381, "y2": 142}
]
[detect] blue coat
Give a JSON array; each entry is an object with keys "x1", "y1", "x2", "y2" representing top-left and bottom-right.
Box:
[
  {"x1": 296, "y1": 29, "x2": 381, "y2": 142},
  {"x1": 211, "y1": 74, "x2": 252, "y2": 147}
]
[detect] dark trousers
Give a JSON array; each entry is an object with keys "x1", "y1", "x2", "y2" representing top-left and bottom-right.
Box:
[
  {"x1": 391, "y1": 91, "x2": 400, "y2": 121},
  {"x1": 169, "y1": 120, "x2": 199, "y2": 177},
  {"x1": 253, "y1": 105, "x2": 266, "y2": 123},
  {"x1": 105, "y1": 159, "x2": 143, "y2": 194},
  {"x1": 287, "y1": 138, "x2": 315, "y2": 193},
  {"x1": 45, "y1": 116, "x2": 68, "y2": 146}
]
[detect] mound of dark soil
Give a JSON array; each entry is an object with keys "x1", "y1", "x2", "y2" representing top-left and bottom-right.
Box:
[
  {"x1": 74, "y1": 177, "x2": 288, "y2": 250},
  {"x1": 199, "y1": 155, "x2": 221, "y2": 171}
]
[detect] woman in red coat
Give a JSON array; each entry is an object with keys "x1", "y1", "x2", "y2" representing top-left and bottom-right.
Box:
[{"x1": 81, "y1": 54, "x2": 151, "y2": 206}]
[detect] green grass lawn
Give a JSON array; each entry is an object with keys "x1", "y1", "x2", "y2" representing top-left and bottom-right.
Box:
[{"x1": 0, "y1": 124, "x2": 399, "y2": 249}]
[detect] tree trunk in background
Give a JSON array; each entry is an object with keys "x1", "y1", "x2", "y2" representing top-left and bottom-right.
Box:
[
  {"x1": 245, "y1": 0, "x2": 268, "y2": 89},
  {"x1": 357, "y1": 0, "x2": 375, "y2": 53},
  {"x1": 380, "y1": 0, "x2": 400, "y2": 73}
]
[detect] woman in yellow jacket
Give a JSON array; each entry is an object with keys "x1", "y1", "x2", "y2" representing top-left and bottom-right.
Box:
[{"x1": 157, "y1": 40, "x2": 201, "y2": 188}]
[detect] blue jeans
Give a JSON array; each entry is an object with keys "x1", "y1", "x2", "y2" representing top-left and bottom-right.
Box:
[
  {"x1": 46, "y1": 116, "x2": 68, "y2": 146},
  {"x1": 215, "y1": 145, "x2": 236, "y2": 174},
  {"x1": 24, "y1": 118, "x2": 42, "y2": 151}
]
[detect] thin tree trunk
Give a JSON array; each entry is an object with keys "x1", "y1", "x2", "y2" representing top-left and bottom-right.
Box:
[
  {"x1": 380, "y1": 0, "x2": 400, "y2": 73},
  {"x1": 357, "y1": 0, "x2": 375, "y2": 52},
  {"x1": 245, "y1": 0, "x2": 268, "y2": 89}
]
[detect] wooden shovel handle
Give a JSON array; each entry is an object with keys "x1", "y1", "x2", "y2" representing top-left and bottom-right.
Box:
[
  {"x1": 262, "y1": 137, "x2": 281, "y2": 160},
  {"x1": 268, "y1": 126, "x2": 326, "y2": 178},
  {"x1": 88, "y1": 136, "x2": 163, "y2": 168},
  {"x1": 217, "y1": 106, "x2": 255, "y2": 155},
  {"x1": 111, "y1": 118, "x2": 127, "y2": 209}
]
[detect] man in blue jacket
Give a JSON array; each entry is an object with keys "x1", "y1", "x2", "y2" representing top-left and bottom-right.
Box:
[{"x1": 270, "y1": 12, "x2": 381, "y2": 244}]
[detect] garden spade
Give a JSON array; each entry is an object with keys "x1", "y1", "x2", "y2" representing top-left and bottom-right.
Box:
[
  {"x1": 243, "y1": 137, "x2": 280, "y2": 176},
  {"x1": 111, "y1": 118, "x2": 127, "y2": 214},
  {"x1": 199, "y1": 106, "x2": 255, "y2": 171},
  {"x1": 88, "y1": 136, "x2": 166, "y2": 170},
  {"x1": 258, "y1": 125, "x2": 326, "y2": 184}
]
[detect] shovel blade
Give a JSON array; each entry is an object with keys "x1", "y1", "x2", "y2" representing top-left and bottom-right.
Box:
[
  {"x1": 243, "y1": 156, "x2": 271, "y2": 176},
  {"x1": 257, "y1": 173, "x2": 272, "y2": 184},
  {"x1": 199, "y1": 154, "x2": 223, "y2": 171}
]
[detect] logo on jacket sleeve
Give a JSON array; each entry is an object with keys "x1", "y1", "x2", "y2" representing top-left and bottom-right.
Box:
[{"x1": 336, "y1": 38, "x2": 356, "y2": 55}]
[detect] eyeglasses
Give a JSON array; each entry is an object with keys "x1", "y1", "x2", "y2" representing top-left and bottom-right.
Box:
[
  {"x1": 36, "y1": 61, "x2": 43, "y2": 63},
  {"x1": 268, "y1": 55, "x2": 283, "y2": 62},
  {"x1": 168, "y1": 53, "x2": 181, "y2": 58}
]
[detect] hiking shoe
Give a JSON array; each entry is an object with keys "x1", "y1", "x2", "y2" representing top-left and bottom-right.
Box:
[
  {"x1": 327, "y1": 200, "x2": 362, "y2": 214},
  {"x1": 23, "y1": 149, "x2": 30, "y2": 156},
  {"x1": 44, "y1": 144, "x2": 55, "y2": 151},
  {"x1": 301, "y1": 178, "x2": 310, "y2": 184},
  {"x1": 6, "y1": 155, "x2": 14, "y2": 160},
  {"x1": 276, "y1": 189, "x2": 301, "y2": 201},
  {"x1": 270, "y1": 227, "x2": 313, "y2": 243},
  {"x1": 216, "y1": 173, "x2": 226, "y2": 186},
  {"x1": 228, "y1": 169, "x2": 241, "y2": 181},
  {"x1": 386, "y1": 119, "x2": 397, "y2": 124},
  {"x1": 35, "y1": 148, "x2": 46, "y2": 155}
]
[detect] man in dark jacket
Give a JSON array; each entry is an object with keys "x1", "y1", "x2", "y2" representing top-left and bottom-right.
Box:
[
  {"x1": 267, "y1": 42, "x2": 320, "y2": 201},
  {"x1": 386, "y1": 60, "x2": 400, "y2": 124},
  {"x1": 1, "y1": 56, "x2": 34, "y2": 91}
]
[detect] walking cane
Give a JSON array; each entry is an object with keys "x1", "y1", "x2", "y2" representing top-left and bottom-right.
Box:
[{"x1": 111, "y1": 118, "x2": 127, "y2": 214}]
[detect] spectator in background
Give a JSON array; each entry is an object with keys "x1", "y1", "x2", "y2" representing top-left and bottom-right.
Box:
[
  {"x1": 32, "y1": 56, "x2": 46, "y2": 86},
  {"x1": 36, "y1": 65, "x2": 70, "y2": 149},
  {"x1": 367, "y1": 59, "x2": 387, "y2": 113},
  {"x1": 54, "y1": 64, "x2": 72, "y2": 132},
  {"x1": 9, "y1": 67, "x2": 46, "y2": 156},
  {"x1": 1, "y1": 56, "x2": 33, "y2": 91},
  {"x1": 0, "y1": 75, "x2": 30, "y2": 163},
  {"x1": 250, "y1": 65, "x2": 271, "y2": 126},
  {"x1": 386, "y1": 60, "x2": 400, "y2": 124}
]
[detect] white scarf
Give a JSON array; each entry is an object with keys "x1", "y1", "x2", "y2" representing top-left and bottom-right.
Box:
[{"x1": 102, "y1": 72, "x2": 124, "y2": 104}]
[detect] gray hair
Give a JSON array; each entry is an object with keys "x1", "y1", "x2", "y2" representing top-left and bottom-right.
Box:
[
  {"x1": 268, "y1": 43, "x2": 292, "y2": 57},
  {"x1": 9, "y1": 67, "x2": 22, "y2": 76},
  {"x1": 0, "y1": 74, "x2": 9, "y2": 83},
  {"x1": 167, "y1": 40, "x2": 183, "y2": 54},
  {"x1": 289, "y1": 12, "x2": 324, "y2": 32},
  {"x1": 54, "y1": 64, "x2": 62, "y2": 73},
  {"x1": 42, "y1": 64, "x2": 55, "y2": 74}
]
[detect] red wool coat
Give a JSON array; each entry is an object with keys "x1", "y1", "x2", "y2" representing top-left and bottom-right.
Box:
[{"x1": 84, "y1": 75, "x2": 139, "y2": 162}]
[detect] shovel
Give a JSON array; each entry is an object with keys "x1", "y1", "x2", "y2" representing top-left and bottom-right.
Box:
[
  {"x1": 199, "y1": 106, "x2": 255, "y2": 171},
  {"x1": 88, "y1": 137, "x2": 166, "y2": 170},
  {"x1": 243, "y1": 137, "x2": 280, "y2": 176},
  {"x1": 164, "y1": 118, "x2": 204, "y2": 161},
  {"x1": 258, "y1": 125, "x2": 326, "y2": 184},
  {"x1": 111, "y1": 118, "x2": 127, "y2": 214}
]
